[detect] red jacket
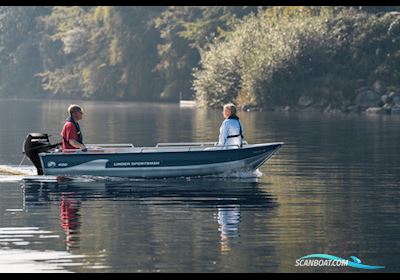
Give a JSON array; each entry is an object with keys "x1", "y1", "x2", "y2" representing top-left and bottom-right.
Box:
[{"x1": 61, "y1": 121, "x2": 79, "y2": 150}]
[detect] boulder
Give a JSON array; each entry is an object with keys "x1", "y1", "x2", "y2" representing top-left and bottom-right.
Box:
[
  {"x1": 273, "y1": 106, "x2": 284, "y2": 112},
  {"x1": 388, "y1": 91, "x2": 399, "y2": 99},
  {"x1": 324, "y1": 104, "x2": 342, "y2": 114},
  {"x1": 383, "y1": 104, "x2": 392, "y2": 114},
  {"x1": 383, "y1": 103, "x2": 392, "y2": 109},
  {"x1": 323, "y1": 104, "x2": 332, "y2": 114},
  {"x1": 372, "y1": 80, "x2": 385, "y2": 95},
  {"x1": 366, "y1": 107, "x2": 385, "y2": 114},
  {"x1": 391, "y1": 105, "x2": 400, "y2": 114},
  {"x1": 381, "y1": 94, "x2": 392, "y2": 104},
  {"x1": 301, "y1": 106, "x2": 321, "y2": 113},
  {"x1": 354, "y1": 89, "x2": 381, "y2": 108},
  {"x1": 283, "y1": 105, "x2": 292, "y2": 112},
  {"x1": 347, "y1": 105, "x2": 361, "y2": 113},
  {"x1": 241, "y1": 104, "x2": 258, "y2": 111},
  {"x1": 297, "y1": 94, "x2": 314, "y2": 108},
  {"x1": 340, "y1": 104, "x2": 350, "y2": 113},
  {"x1": 393, "y1": 96, "x2": 400, "y2": 106}
]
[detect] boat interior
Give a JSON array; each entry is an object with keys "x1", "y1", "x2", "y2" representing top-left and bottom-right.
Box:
[{"x1": 49, "y1": 141, "x2": 250, "y2": 154}]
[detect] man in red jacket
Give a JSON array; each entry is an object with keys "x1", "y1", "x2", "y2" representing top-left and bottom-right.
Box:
[{"x1": 61, "y1": 104, "x2": 87, "y2": 151}]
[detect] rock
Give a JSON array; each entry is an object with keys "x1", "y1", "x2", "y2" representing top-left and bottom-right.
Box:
[
  {"x1": 301, "y1": 107, "x2": 321, "y2": 113},
  {"x1": 373, "y1": 80, "x2": 385, "y2": 94},
  {"x1": 381, "y1": 94, "x2": 391, "y2": 104},
  {"x1": 383, "y1": 103, "x2": 392, "y2": 114},
  {"x1": 340, "y1": 105, "x2": 349, "y2": 113},
  {"x1": 383, "y1": 103, "x2": 392, "y2": 109},
  {"x1": 323, "y1": 104, "x2": 332, "y2": 114},
  {"x1": 391, "y1": 105, "x2": 400, "y2": 114},
  {"x1": 324, "y1": 104, "x2": 342, "y2": 114},
  {"x1": 342, "y1": 99, "x2": 352, "y2": 107},
  {"x1": 274, "y1": 105, "x2": 294, "y2": 112},
  {"x1": 354, "y1": 89, "x2": 381, "y2": 108},
  {"x1": 388, "y1": 91, "x2": 399, "y2": 99},
  {"x1": 241, "y1": 104, "x2": 258, "y2": 111},
  {"x1": 365, "y1": 107, "x2": 383, "y2": 114},
  {"x1": 297, "y1": 94, "x2": 314, "y2": 108},
  {"x1": 365, "y1": 105, "x2": 391, "y2": 114},
  {"x1": 393, "y1": 96, "x2": 400, "y2": 106},
  {"x1": 315, "y1": 99, "x2": 329, "y2": 108},
  {"x1": 347, "y1": 105, "x2": 361, "y2": 113}
]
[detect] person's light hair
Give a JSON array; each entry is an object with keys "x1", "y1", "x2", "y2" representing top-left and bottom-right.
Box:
[
  {"x1": 223, "y1": 103, "x2": 237, "y2": 116},
  {"x1": 68, "y1": 104, "x2": 83, "y2": 115}
]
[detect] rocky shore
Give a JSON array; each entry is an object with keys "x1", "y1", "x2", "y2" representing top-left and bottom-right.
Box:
[{"x1": 255, "y1": 81, "x2": 400, "y2": 115}]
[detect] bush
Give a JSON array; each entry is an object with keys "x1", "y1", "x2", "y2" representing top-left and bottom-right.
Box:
[{"x1": 193, "y1": 7, "x2": 400, "y2": 108}]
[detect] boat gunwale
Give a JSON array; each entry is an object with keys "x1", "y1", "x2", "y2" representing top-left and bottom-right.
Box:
[{"x1": 39, "y1": 142, "x2": 284, "y2": 157}]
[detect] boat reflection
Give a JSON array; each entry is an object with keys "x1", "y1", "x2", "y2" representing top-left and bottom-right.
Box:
[{"x1": 21, "y1": 176, "x2": 277, "y2": 255}]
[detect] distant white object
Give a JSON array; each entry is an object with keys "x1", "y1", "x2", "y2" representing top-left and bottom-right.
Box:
[
  {"x1": 179, "y1": 100, "x2": 196, "y2": 107},
  {"x1": 179, "y1": 92, "x2": 196, "y2": 107}
]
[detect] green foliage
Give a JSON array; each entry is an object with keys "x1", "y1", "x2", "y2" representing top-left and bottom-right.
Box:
[
  {"x1": 154, "y1": 6, "x2": 260, "y2": 101},
  {"x1": 37, "y1": 6, "x2": 164, "y2": 100},
  {"x1": 193, "y1": 6, "x2": 400, "y2": 108},
  {"x1": 0, "y1": 6, "x2": 50, "y2": 97},
  {"x1": 1, "y1": 6, "x2": 400, "y2": 107}
]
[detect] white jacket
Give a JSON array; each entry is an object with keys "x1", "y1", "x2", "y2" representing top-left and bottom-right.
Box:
[{"x1": 218, "y1": 118, "x2": 243, "y2": 148}]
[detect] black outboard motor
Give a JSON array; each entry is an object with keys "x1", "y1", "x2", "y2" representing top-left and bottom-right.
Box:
[{"x1": 23, "y1": 133, "x2": 53, "y2": 175}]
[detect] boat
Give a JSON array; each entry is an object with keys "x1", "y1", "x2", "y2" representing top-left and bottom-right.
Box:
[{"x1": 23, "y1": 133, "x2": 283, "y2": 178}]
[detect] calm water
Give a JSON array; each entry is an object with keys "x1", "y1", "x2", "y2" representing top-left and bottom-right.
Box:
[{"x1": 0, "y1": 99, "x2": 399, "y2": 272}]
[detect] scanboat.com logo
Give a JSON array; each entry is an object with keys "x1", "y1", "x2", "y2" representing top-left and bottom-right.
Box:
[{"x1": 295, "y1": 254, "x2": 385, "y2": 270}]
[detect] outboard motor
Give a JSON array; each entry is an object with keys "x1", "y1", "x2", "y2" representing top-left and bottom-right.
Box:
[{"x1": 23, "y1": 133, "x2": 53, "y2": 175}]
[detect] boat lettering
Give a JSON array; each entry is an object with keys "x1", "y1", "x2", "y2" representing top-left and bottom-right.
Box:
[
  {"x1": 113, "y1": 161, "x2": 160, "y2": 167},
  {"x1": 131, "y1": 161, "x2": 160, "y2": 166},
  {"x1": 46, "y1": 162, "x2": 68, "y2": 168},
  {"x1": 113, "y1": 162, "x2": 131, "y2": 167},
  {"x1": 31, "y1": 138, "x2": 49, "y2": 142}
]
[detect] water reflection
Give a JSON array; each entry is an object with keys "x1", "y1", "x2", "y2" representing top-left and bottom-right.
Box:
[
  {"x1": 217, "y1": 206, "x2": 241, "y2": 254},
  {"x1": 60, "y1": 193, "x2": 81, "y2": 253},
  {"x1": 21, "y1": 176, "x2": 277, "y2": 269}
]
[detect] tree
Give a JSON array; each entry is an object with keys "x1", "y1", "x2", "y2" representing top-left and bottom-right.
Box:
[
  {"x1": 155, "y1": 6, "x2": 261, "y2": 101},
  {"x1": 0, "y1": 6, "x2": 51, "y2": 97},
  {"x1": 37, "y1": 6, "x2": 165, "y2": 100}
]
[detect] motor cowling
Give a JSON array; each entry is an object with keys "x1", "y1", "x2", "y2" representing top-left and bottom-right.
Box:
[{"x1": 23, "y1": 133, "x2": 51, "y2": 175}]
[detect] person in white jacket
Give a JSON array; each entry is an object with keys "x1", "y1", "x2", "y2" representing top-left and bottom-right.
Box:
[{"x1": 218, "y1": 103, "x2": 244, "y2": 148}]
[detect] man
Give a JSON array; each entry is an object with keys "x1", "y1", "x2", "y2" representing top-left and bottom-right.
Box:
[{"x1": 61, "y1": 104, "x2": 87, "y2": 151}]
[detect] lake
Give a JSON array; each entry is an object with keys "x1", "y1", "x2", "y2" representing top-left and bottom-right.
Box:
[{"x1": 0, "y1": 99, "x2": 399, "y2": 272}]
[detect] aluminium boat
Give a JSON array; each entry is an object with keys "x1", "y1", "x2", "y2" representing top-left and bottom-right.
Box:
[{"x1": 23, "y1": 133, "x2": 283, "y2": 178}]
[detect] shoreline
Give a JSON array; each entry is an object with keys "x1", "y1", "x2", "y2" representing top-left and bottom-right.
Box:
[{"x1": 2, "y1": 96, "x2": 400, "y2": 117}]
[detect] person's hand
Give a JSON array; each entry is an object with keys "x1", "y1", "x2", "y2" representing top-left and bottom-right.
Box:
[{"x1": 81, "y1": 145, "x2": 88, "y2": 152}]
